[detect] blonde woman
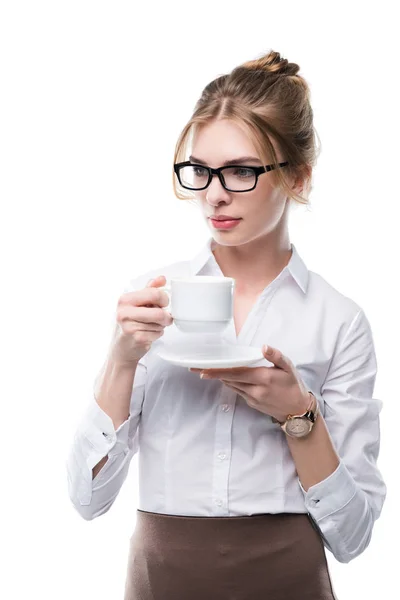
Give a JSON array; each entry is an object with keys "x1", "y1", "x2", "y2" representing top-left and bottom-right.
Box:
[{"x1": 67, "y1": 50, "x2": 386, "y2": 599}]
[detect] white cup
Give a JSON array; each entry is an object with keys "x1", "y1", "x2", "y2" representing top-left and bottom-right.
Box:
[{"x1": 159, "y1": 276, "x2": 235, "y2": 334}]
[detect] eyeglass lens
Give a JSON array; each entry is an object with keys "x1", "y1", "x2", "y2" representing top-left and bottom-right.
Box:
[{"x1": 179, "y1": 165, "x2": 256, "y2": 191}]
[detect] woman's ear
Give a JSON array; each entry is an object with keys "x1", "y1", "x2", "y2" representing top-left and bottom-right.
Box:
[{"x1": 291, "y1": 165, "x2": 312, "y2": 194}]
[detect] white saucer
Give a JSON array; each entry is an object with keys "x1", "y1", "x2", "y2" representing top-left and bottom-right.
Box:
[{"x1": 155, "y1": 342, "x2": 264, "y2": 368}]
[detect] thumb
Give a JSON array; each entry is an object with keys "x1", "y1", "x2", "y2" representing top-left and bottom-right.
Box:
[
  {"x1": 147, "y1": 275, "x2": 166, "y2": 287},
  {"x1": 262, "y1": 344, "x2": 292, "y2": 372}
]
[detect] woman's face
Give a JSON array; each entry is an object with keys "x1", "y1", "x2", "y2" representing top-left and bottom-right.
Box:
[{"x1": 191, "y1": 119, "x2": 292, "y2": 246}]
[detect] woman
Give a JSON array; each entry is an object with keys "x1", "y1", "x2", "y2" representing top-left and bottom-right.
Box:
[{"x1": 67, "y1": 50, "x2": 386, "y2": 599}]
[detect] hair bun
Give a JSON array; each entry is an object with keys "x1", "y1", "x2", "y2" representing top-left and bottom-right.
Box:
[{"x1": 241, "y1": 50, "x2": 300, "y2": 77}]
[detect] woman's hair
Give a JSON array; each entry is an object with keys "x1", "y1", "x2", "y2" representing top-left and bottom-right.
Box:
[{"x1": 172, "y1": 49, "x2": 321, "y2": 207}]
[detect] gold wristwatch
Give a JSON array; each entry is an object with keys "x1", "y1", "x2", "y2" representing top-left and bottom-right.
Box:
[{"x1": 271, "y1": 392, "x2": 319, "y2": 438}]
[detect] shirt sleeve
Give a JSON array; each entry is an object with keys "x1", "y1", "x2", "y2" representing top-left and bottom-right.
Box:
[
  {"x1": 298, "y1": 309, "x2": 387, "y2": 563},
  {"x1": 66, "y1": 359, "x2": 147, "y2": 520},
  {"x1": 66, "y1": 273, "x2": 151, "y2": 521}
]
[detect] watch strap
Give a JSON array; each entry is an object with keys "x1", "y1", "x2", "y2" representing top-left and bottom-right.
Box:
[{"x1": 272, "y1": 391, "x2": 318, "y2": 426}]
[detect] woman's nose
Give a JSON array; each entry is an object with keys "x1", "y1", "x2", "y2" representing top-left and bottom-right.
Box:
[{"x1": 205, "y1": 174, "x2": 231, "y2": 204}]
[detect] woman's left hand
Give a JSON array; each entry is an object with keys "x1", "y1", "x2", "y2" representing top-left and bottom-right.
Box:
[{"x1": 190, "y1": 344, "x2": 310, "y2": 423}]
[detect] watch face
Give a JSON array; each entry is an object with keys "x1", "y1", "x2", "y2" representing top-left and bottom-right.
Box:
[{"x1": 286, "y1": 417, "x2": 312, "y2": 438}]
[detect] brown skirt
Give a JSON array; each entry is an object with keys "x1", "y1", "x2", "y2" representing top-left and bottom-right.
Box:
[{"x1": 124, "y1": 509, "x2": 338, "y2": 600}]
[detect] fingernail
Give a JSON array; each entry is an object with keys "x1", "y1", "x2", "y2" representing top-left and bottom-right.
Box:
[{"x1": 200, "y1": 372, "x2": 211, "y2": 379}]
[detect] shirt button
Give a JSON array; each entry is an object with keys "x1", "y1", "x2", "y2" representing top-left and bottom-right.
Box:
[
  {"x1": 221, "y1": 404, "x2": 230, "y2": 412},
  {"x1": 215, "y1": 499, "x2": 223, "y2": 507},
  {"x1": 218, "y1": 452, "x2": 227, "y2": 460}
]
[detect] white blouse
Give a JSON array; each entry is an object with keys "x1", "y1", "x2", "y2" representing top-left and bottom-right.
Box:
[{"x1": 66, "y1": 237, "x2": 386, "y2": 564}]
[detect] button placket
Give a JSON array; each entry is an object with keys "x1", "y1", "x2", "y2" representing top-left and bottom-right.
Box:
[
  {"x1": 212, "y1": 387, "x2": 234, "y2": 515},
  {"x1": 240, "y1": 272, "x2": 290, "y2": 348}
]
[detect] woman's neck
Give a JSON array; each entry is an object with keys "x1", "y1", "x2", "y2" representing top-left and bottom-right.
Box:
[{"x1": 211, "y1": 236, "x2": 292, "y2": 295}]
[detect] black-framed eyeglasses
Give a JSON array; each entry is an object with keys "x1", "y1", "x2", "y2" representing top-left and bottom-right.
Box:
[{"x1": 174, "y1": 161, "x2": 289, "y2": 193}]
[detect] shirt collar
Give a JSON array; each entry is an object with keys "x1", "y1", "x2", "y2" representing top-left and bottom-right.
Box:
[{"x1": 188, "y1": 236, "x2": 309, "y2": 294}]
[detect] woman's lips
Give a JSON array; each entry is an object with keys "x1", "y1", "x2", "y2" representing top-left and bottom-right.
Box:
[{"x1": 209, "y1": 218, "x2": 242, "y2": 230}]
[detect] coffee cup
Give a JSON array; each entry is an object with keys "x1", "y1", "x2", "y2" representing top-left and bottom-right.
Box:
[{"x1": 159, "y1": 276, "x2": 235, "y2": 334}]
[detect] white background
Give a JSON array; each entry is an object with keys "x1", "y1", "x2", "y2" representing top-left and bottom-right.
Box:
[{"x1": 1, "y1": 1, "x2": 398, "y2": 598}]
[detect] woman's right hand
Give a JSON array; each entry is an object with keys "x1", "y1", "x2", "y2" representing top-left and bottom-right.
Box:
[{"x1": 111, "y1": 275, "x2": 173, "y2": 366}]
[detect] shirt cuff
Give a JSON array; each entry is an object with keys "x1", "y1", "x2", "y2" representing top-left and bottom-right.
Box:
[
  {"x1": 298, "y1": 460, "x2": 358, "y2": 520},
  {"x1": 83, "y1": 397, "x2": 132, "y2": 457}
]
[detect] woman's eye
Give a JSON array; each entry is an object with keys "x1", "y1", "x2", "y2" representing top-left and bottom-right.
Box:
[
  {"x1": 194, "y1": 167, "x2": 207, "y2": 176},
  {"x1": 234, "y1": 168, "x2": 254, "y2": 178}
]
